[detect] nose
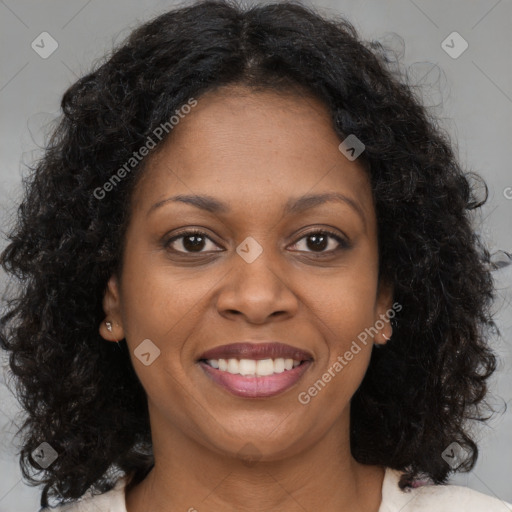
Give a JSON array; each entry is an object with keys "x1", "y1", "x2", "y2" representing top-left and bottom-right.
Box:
[{"x1": 216, "y1": 251, "x2": 299, "y2": 324}]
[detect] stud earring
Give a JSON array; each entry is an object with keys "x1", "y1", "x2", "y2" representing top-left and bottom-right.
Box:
[
  {"x1": 105, "y1": 320, "x2": 121, "y2": 350},
  {"x1": 382, "y1": 327, "x2": 393, "y2": 341}
]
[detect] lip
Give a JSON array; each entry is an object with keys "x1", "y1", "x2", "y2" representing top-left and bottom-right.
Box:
[
  {"x1": 197, "y1": 342, "x2": 314, "y2": 362},
  {"x1": 198, "y1": 359, "x2": 313, "y2": 398}
]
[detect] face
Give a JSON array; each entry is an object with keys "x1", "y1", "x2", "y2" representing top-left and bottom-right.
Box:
[{"x1": 101, "y1": 85, "x2": 393, "y2": 462}]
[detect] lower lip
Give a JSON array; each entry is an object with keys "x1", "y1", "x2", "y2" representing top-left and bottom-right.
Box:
[{"x1": 198, "y1": 360, "x2": 312, "y2": 398}]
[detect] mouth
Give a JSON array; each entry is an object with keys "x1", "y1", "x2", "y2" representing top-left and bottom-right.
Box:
[{"x1": 196, "y1": 342, "x2": 314, "y2": 398}]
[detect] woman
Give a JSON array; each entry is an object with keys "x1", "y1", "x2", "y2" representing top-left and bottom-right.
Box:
[{"x1": 1, "y1": 1, "x2": 510, "y2": 511}]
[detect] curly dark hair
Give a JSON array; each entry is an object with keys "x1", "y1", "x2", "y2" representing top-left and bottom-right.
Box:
[{"x1": 0, "y1": 0, "x2": 501, "y2": 507}]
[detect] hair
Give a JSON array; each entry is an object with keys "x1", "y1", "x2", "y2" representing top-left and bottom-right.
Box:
[{"x1": 0, "y1": 0, "x2": 501, "y2": 507}]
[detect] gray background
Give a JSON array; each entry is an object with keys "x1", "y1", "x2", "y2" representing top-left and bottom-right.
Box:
[{"x1": 1, "y1": 0, "x2": 511, "y2": 510}]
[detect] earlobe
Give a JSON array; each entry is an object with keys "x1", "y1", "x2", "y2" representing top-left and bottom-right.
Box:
[
  {"x1": 374, "y1": 327, "x2": 393, "y2": 346},
  {"x1": 99, "y1": 274, "x2": 125, "y2": 343},
  {"x1": 374, "y1": 277, "x2": 394, "y2": 345}
]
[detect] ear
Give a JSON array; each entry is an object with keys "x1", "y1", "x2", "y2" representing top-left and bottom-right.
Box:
[
  {"x1": 99, "y1": 274, "x2": 125, "y2": 343},
  {"x1": 373, "y1": 277, "x2": 394, "y2": 345}
]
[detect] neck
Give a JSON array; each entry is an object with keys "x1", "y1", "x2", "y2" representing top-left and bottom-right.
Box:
[{"x1": 125, "y1": 406, "x2": 385, "y2": 512}]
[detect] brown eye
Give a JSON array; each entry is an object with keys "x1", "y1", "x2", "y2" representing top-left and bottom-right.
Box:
[
  {"x1": 290, "y1": 230, "x2": 348, "y2": 254},
  {"x1": 165, "y1": 230, "x2": 221, "y2": 253}
]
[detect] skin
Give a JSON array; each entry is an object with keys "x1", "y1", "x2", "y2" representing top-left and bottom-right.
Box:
[{"x1": 100, "y1": 84, "x2": 394, "y2": 512}]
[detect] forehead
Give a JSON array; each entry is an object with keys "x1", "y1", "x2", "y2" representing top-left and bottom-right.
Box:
[{"x1": 132, "y1": 85, "x2": 374, "y2": 220}]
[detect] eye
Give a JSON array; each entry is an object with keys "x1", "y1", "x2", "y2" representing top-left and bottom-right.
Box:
[
  {"x1": 164, "y1": 228, "x2": 349, "y2": 256},
  {"x1": 164, "y1": 229, "x2": 222, "y2": 254},
  {"x1": 289, "y1": 229, "x2": 349, "y2": 255}
]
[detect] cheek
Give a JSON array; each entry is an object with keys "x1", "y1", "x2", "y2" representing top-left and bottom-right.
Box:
[
  {"x1": 312, "y1": 269, "x2": 378, "y2": 339},
  {"x1": 118, "y1": 249, "x2": 226, "y2": 399},
  {"x1": 119, "y1": 247, "x2": 208, "y2": 344},
  {"x1": 117, "y1": 258, "x2": 199, "y2": 419},
  {"x1": 304, "y1": 286, "x2": 376, "y2": 412},
  {"x1": 305, "y1": 266, "x2": 378, "y2": 388}
]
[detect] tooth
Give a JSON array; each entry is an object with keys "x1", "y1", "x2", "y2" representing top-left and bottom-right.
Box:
[
  {"x1": 256, "y1": 358, "x2": 274, "y2": 376},
  {"x1": 239, "y1": 359, "x2": 256, "y2": 376},
  {"x1": 227, "y1": 358, "x2": 239, "y2": 374},
  {"x1": 273, "y1": 358, "x2": 285, "y2": 373},
  {"x1": 206, "y1": 357, "x2": 305, "y2": 374}
]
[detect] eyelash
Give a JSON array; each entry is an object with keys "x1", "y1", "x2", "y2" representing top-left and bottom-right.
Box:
[{"x1": 164, "y1": 228, "x2": 349, "y2": 257}]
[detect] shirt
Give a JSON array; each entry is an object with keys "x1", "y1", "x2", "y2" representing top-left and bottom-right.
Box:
[{"x1": 40, "y1": 467, "x2": 512, "y2": 511}]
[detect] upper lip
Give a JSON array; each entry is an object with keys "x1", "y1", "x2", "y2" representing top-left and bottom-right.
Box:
[{"x1": 197, "y1": 342, "x2": 314, "y2": 362}]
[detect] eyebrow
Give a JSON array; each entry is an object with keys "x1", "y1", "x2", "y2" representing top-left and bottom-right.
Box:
[{"x1": 147, "y1": 192, "x2": 366, "y2": 226}]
